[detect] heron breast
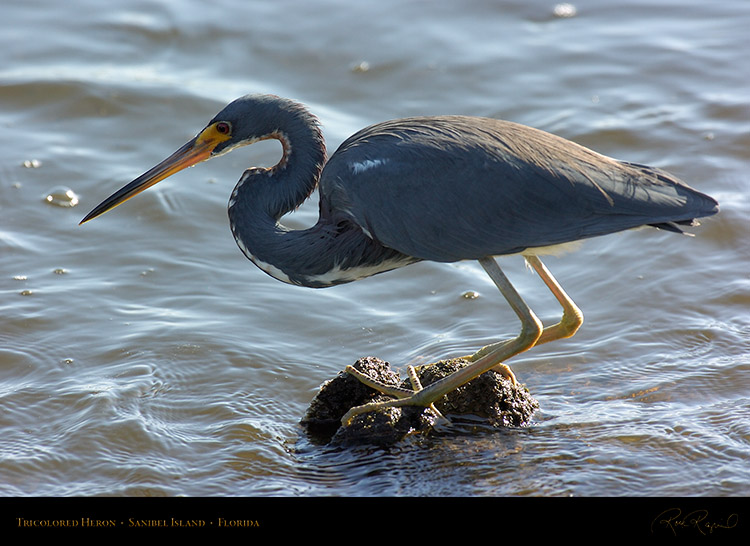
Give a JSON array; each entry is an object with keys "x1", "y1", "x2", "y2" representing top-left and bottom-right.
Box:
[{"x1": 300, "y1": 254, "x2": 416, "y2": 287}]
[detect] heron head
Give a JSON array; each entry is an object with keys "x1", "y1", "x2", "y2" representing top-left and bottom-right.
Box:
[{"x1": 79, "y1": 96, "x2": 268, "y2": 225}]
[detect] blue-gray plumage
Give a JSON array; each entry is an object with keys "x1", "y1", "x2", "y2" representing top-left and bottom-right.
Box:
[{"x1": 81, "y1": 94, "x2": 718, "y2": 423}]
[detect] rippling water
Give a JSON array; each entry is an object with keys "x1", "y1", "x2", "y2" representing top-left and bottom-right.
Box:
[{"x1": 1, "y1": 0, "x2": 749, "y2": 503}]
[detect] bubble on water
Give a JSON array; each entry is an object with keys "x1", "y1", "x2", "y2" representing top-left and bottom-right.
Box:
[
  {"x1": 23, "y1": 159, "x2": 42, "y2": 168},
  {"x1": 553, "y1": 3, "x2": 577, "y2": 18},
  {"x1": 43, "y1": 186, "x2": 80, "y2": 208},
  {"x1": 461, "y1": 290, "x2": 480, "y2": 299},
  {"x1": 351, "y1": 61, "x2": 370, "y2": 73}
]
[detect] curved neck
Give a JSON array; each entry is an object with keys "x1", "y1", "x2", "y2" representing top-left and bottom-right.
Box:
[
  {"x1": 225, "y1": 102, "x2": 346, "y2": 286},
  {"x1": 230, "y1": 100, "x2": 326, "y2": 221},
  {"x1": 226, "y1": 101, "x2": 415, "y2": 287}
]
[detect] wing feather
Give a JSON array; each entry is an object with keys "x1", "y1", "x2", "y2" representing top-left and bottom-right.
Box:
[{"x1": 319, "y1": 117, "x2": 718, "y2": 262}]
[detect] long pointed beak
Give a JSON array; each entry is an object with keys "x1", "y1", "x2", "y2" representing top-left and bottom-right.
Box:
[{"x1": 80, "y1": 128, "x2": 223, "y2": 225}]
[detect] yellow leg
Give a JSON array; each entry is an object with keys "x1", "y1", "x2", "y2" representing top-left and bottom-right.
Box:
[
  {"x1": 464, "y1": 254, "x2": 583, "y2": 379},
  {"x1": 524, "y1": 254, "x2": 583, "y2": 345},
  {"x1": 342, "y1": 256, "x2": 544, "y2": 424}
]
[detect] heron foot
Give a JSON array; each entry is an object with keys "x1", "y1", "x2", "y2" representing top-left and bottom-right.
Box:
[
  {"x1": 341, "y1": 356, "x2": 522, "y2": 426},
  {"x1": 342, "y1": 364, "x2": 445, "y2": 425},
  {"x1": 460, "y1": 339, "x2": 518, "y2": 386},
  {"x1": 409, "y1": 343, "x2": 517, "y2": 387}
]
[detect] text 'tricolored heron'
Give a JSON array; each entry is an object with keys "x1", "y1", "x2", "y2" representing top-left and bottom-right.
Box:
[{"x1": 80, "y1": 94, "x2": 718, "y2": 423}]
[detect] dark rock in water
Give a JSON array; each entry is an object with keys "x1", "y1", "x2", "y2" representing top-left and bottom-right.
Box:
[
  {"x1": 301, "y1": 356, "x2": 539, "y2": 445},
  {"x1": 419, "y1": 358, "x2": 539, "y2": 427},
  {"x1": 301, "y1": 356, "x2": 401, "y2": 432}
]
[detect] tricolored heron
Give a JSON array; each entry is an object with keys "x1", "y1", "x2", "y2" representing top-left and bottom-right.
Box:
[{"x1": 81, "y1": 94, "x2": 718, "y2": 424}]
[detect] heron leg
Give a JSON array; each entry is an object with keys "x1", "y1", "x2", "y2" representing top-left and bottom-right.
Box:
[
  {"x1": 466, "y1": 254, "x2": 583, "y2": 369},
  {"x1": 342, "y1": 256, "x2": 543, "y2": 424},
  {"x1": 523, "y1": 254, "x2": 583, "y2": 345}
]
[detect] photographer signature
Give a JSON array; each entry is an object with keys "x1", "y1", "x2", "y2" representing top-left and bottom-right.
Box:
[{"x1": 651, "y1": 507, "x2": 738, "y2": 536}]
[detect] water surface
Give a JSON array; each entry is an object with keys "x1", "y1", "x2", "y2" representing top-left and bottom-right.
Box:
[{"x1": 1, "y1": 0, "x2": 748, "y2": 500}]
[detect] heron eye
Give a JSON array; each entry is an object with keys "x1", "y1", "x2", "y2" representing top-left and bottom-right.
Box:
[{"x1": 215, "y1": 121, "x2": 231, "y2": 135}]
